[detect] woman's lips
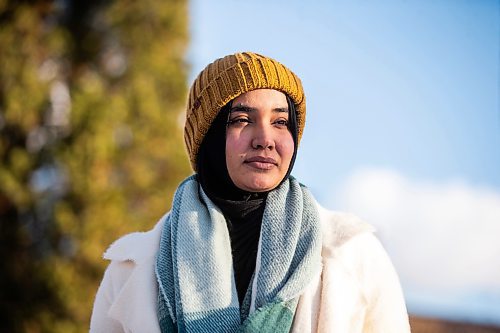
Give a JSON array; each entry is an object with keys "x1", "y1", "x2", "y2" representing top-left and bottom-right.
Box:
[{"x1": 244, "y1": 156, "x2": 277, "y2": 170}]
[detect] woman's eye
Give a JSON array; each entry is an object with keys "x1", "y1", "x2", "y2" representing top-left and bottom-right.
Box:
[
  {"x1": 227, "y1": 118, "x2": 250, "y2": 126},
  {"x1": 274, "y1": 119, "x2": 289, "y2": 126}
]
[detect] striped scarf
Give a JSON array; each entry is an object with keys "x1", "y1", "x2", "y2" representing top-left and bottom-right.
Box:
[{"x1": 155, "y1": 176, "x2": 321, "y2": 333}]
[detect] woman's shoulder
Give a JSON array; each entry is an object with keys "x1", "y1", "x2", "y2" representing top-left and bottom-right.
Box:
[
  {"x1": 91, "y1": 214, "x2": 168, "y2": 332},
  {"x1": 316, "y1": 203, "x2": 377, "y2": 258},
  {"x1": 102, "y1": 212, "x2": 169, "y2": 263},
  {"x1": 316, "y1": 204, "x2": 404, "y2": 296}
]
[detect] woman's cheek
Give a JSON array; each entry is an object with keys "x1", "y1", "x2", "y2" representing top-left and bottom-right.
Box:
[
  {"x1": 226, "y1": 130, "x2": 248, "y2": 159},
  {"x1": 277, "y1": 133, "x2": 295, "y2": 160}
]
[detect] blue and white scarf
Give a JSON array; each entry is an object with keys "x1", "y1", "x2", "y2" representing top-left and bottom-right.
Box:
[{"x1": 155, "y1": 176, "x2": 321, "y2": 333}]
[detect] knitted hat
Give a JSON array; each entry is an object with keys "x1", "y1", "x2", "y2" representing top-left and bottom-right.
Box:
[{"x1": 184, "y1": 51, "x2": 306, "y2": 171}]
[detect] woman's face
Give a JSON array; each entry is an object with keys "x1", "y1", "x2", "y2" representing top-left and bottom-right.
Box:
[{"x1": 226, "y1": 89, "x2": 294, "y2": 192}]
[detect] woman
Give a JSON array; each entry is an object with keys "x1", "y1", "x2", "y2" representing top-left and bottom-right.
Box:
[{"x1": 90, "y1": 52, "x2": 411, "y2": 332}]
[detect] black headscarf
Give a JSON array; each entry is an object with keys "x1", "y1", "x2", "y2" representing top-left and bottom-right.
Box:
[{"x1": 196, "y1": 95, "x2": 298, "y2": 304}]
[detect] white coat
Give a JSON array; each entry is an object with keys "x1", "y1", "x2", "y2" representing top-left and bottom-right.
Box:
[{"x1": 90, "y1": 204, "x2": 411, "y2": 333}]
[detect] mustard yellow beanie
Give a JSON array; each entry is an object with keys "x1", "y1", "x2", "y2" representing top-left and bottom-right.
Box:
[{"x1": 184, "y1": 51, "x2": 306, "y2": 171}]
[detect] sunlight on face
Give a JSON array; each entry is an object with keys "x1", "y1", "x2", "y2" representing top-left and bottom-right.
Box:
[{"x1": 225, "y1": 89, "x2": 294, "y2": 192}]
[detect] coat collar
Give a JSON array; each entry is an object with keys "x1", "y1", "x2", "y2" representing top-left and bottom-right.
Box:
[{"x1": 316, "y1": 205, "x2": 375, "y2": 258}]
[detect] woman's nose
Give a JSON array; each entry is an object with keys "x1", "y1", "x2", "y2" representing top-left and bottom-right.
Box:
[{"x1": 251, "y1": 125, "x2": 274, "y2": 150}]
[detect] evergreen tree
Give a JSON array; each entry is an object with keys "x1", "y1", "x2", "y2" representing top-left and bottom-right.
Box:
[{"x1": 0, "y1": 1, "x2": 189, "y2": 331}]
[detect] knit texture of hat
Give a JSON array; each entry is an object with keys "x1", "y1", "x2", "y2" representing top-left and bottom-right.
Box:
[{"x1": 184, "y1": 51, "x2": 306, "y2": 171}]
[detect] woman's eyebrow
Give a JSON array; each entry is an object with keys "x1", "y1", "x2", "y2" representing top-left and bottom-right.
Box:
[
  {"x1": 273, "y1": 107, "x2": 288, "y2": 113},
  {"x1": 230, "y1": 105, "x2": 256, "y2": 113},
  {"x1": 230, "y1": 106, "x2": 289, "y2": 113}
]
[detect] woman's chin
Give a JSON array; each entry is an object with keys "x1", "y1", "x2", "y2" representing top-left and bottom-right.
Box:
[{"x1": 235, "y1": 176, "x2": 281, "y2": 193}]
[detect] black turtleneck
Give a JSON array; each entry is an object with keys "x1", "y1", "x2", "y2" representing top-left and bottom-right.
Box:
[
  {"x1": 196, "y1": 97, "x2": 298, "y2": 304},
  {"x1": 210, "y1": 194, "x2": 266, "y2": 304}
]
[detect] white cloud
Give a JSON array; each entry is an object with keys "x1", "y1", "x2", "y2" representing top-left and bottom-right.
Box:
[{"x1": 331, "y1": 167, "x2": 500, "y2": 322}]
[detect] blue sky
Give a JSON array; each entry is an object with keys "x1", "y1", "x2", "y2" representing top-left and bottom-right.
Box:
[{"x1": 188, "y1": 0, "x2": 500, "y2": 324}]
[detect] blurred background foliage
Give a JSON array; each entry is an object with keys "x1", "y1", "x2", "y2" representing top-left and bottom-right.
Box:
[{"x1": 0, "y1": 0, "x2": 190, "y2": 331}]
